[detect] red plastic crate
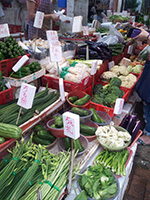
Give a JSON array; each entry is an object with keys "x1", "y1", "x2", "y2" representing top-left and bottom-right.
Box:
[
  {"x1": 0, "y1": 87, "x2": 15, "y2": 105},
  {"x1": 0, "y1": 54, "x2": 30, "y2": 77},
  {"x1": 8, "y1": 24, "x2": 22, "y2": 33},
  {"x1": 41, "y1": 75, "x2": 92, "y2": 92},
  {"x1": 94, "y1": 60, "x2": 109, "y2": 82},
  {"x1": 112, "y1": 53, "x2": 124, "y2": 65}
]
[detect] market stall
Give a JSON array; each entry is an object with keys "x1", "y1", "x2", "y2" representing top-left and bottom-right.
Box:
[{"x1": 0, "y1": 8, "x2": 149, "y2": 200}]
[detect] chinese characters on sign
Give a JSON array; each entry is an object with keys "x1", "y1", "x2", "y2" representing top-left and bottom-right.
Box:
[
  {"x1": 82, "y1": 26, "x2": 89, "y2": 36},
  {"x1": 17, "y1": 83, "x2": 36, "y2": 109},
  {"x1": 0, "y1": 24, "x2": 10, "y2": 38},
  {"x1": 65, "y1": 117, "x2": 74, "y2": 135},
  {"x1": 46, "y1": 30, "x2": 62, "y2": 62}
]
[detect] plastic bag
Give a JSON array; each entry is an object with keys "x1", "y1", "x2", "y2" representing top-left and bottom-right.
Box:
[
  {"x1": 138, "y1": 45, "x2": 150, "y2": 61},
  {"x1": 97, "y1": 25, "x2": 124, "y2": 45}
]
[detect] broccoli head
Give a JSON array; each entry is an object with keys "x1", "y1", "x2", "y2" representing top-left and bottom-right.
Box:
[
  {"x1": 109, "y1": 86, "x2": 124, "y2": 98},
  {"x1": 104, "y1": 93, "x2": 118, "y2": 108},
  {"x1": 109, "y1": 77, "x2": 122, "y2": 88},
  {"x1": 92, "y1": 96, "x2": 104, "y2": 104},
  {"x1": 93, "y1": 84, "x2": 103, "y2": 95}
]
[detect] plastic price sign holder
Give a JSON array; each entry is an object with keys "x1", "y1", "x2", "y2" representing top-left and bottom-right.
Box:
[
  {"x1": 17, "y1": 83, "x2": 36, "y2": 125},
  {"x1": 91, "y1": 60, "x2": 97, "y2": 96},
  {"x1": 127, "y1": 45, "x2": 134, "y2": 55},
  {"x1": 59, "y1": 78, "x2": 65, "y2": 111},
  {"x1": 9, "y1": 55, "x2": 29, "y2": 77},
  {"x1": 108, "y1": 61, "x2": 115, "y2": 70},
  {"x1": 0, "y1": 24, "x2": 10, "y2": 39},
  {"x1": 72, "y1": 16, "x2": 83, "y2": 33},
  {"x1": 114, "y1": 98, "x2": 124, "y2": 115},
  {"x1": 120, "y1": 57, "x2": 131, "y2": 67},
  {"x1": 46, "y1": 30, "x2": 62, "y2": 76},
  {"x1": 63, "y1": 111, "x2": 80, "y2": 193}
]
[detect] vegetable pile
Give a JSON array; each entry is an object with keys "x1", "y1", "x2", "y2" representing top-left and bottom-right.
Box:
[
  {"x1": 109, "y1": 15, "x2": 130, "y2": 22},
  {"x1": 68, "y1": 94, "x2": 91, "y2": 106},
  {"x1": 78, "y1": 164, "x2": 118, "y2": 200},
  {"x1": 92, "y1": 77, "x2": 124, "y2": 108},
  {"x1": 10, "y1": 61, "x2": 41, "y2": 78},
  {"x1": 75, "y1": 41, "x2": 112, "y2": 60},
  {"x1": 62, "y1": 137, "x2": 85, "y2": 153},
  {"x1": 95, "y1": 125, "x2": 131, "y2": 149},
  {"x1": 94, "y1": 148, "x2": 129, "y2": 176},
  {"x1": 109, "y1": 43, "x2": 124, "y2": 56},
  {"x1": 0, "y1": 88, "x2": 59, "y2": 126},
  {"x1": 0, "y1": 137, "x2": 79, "y2": 200},
  {"x1": 0, "y1": 36, "x2": 24, "y2": 59}
]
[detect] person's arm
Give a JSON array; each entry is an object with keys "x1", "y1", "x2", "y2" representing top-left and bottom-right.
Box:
[
  {"x1": 26, "y1": 0, "x2": 59, "y2": 21},
  {"x1": 133, "y1": 28, "x2": 150, "y2": 44}
]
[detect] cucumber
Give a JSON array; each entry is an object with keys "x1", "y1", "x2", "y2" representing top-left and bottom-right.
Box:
[
  {"x1": 33, "y1": 136, "x2": 53, "y2": 145},
  {"x1": 0, "y1": 123, "x2": 22, "y2": 139},
  {"x1": 0, "y1": 137, "x2": 5, "y2": 144},
  {"x1": 80, "y1": 124, "x2": 97, "y2": 135},
  {"x1": 34, "y1": 125, "x2": 45, "y2": 132},
  {"x1": 73, "y1": 94, "x2": 90, "y2": 106},
  {"x1": 37, "y1": 130, "x2": 55, "y2": 141},
  {"x1": 68, "y1": 96, "x2": 79, "y2": 103},
  {"x1": 71, "y1": 107, "x2": 89, "y2": 117},
  {"x1": 74, "y1": 139, "x2": 84, "y2": 152},
  {"x1": 90, "y1": 108, "x2": 105, "y2": 123},
  {"x1": 62, "y1": 137, "x2": 71, "y2": 150}
]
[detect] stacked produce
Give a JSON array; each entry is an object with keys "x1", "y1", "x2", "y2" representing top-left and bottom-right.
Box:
[
  {"x1": 0, "y1": 36, "x2": 24, "y2": 59},
  {"x1": 10, "y1": 61, "x2": 42, "y2": 78},
  {"x1": 109, "y1": 15, "x2": 130, "y2": 23},
  {"x1": 92, "y1": 77, "x2": 124, "y2": 108},
  {"x1": 75, "y1": 41, "x2": 112, "y2": 60},
  {"x1": 0, "y1": 138, "x2": 79, "y2": 200},
  {"x1": 0, "y1": 88, "x2": 59, "y2": 126},
  {"x1": 109, "y1": 43, "x2": 124, "y2": 56},
  {"x1": 96, "y1": 27, "x2": 109, "y2": 34}
]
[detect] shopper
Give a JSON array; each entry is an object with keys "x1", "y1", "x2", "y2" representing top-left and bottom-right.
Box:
[
  {"x1": 134, "y1": 28, "x2": 150, "y2": 137},
  {"x1": 26, "y1": 0, "x2": 59, "y2": 40}
]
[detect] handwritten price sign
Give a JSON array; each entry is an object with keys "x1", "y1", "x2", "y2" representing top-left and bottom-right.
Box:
[
  {"x1": 63, "y1": 112, "x2": 80, "y2": 139},
  {"x1": 114, "y1": 98, "x2": 124, "y2": 115},
  {"x1": 46, "y1": 30, "x2": 62, "y2": 62},
  {"x1": 82, "y1": 26, "x2": 89, "y2": 35},
  {"x1": 0, "y1": 24, "x2": 10, "y2": 38},
  {"x1": 17, "y1": 83, "x2": 36, "y2": 109},
  {"x1": 33, "y1": 11, "x2": 44, "y2": 29}
]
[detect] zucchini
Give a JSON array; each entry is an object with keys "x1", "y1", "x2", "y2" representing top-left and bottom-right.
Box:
[
  {"x1": 0, "y1": 136, "x2": 5, "y2": 144},
  {"x1": 33, "y1": 136, "x2": 53, "y2": 145},
  {"x1": 71, "y1": 107, "x2": 89, "y2": 116},
  {"x1": 68, "y1": 96, "x2": 79, "y2": 103},
  {"x1": 55, "y1": 115, "x2": 63, "y2": 128},
  {"x1": 34, "y1": 125, "x2": 45, "y2": 132},
  {"x1": 73, "y1": 94, "x2": 90, "y2": 106},
  {"x1": 10, "y1": 112, "x2": 34, "y2": 126},
  {"x1": 34, "y1": 87, "x2": 48, "y2": 99},
  {"x1": 90, "y1": 108, "x2": 105, "y2": 123},
  {"x1": 2, "y1": 113, "x2": 19, "y2": 124},
  {"x1": 62, "y1": 137, "x2": 71, "y2": 150},
  {"x1": 74, "y1": 138, "x2": 84, "y2": 152},
  {"x1": 80, "y1": 124, "x2": 97, "y2": 135},
  {"x1": 37, "y1": 130, "x2": 55, "y2": 141},
  {"x1": 0, "y1": 123, "x2": 22, "y2": 139}
]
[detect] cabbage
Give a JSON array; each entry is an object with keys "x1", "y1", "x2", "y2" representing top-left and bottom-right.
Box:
[
  {"x1": 127, "y1": 65, "x2": 133, "y2": 72},
  {"x1": 132, "y1": 64, "x2": 143, "y2": 74}
]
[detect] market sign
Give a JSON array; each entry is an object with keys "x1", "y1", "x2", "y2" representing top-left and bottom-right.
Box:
[
  {"x1": 0, "y1": 24, "x2": 10, "y2": 38},
  {"x1": 46, "y1": 30, "x2": 62, "y2": 62},
  {"x1": 33, "y1": 11, "x2": 44, "y2": 29},
  {"x1": 82, "y1": 26, "x2": 89, "y2": 35},
  {"x1": 17, "y1": 83, "x2": 36, "y2": 109},
  {"x1": 12, "y1": 55, "x2": 29, "y2": 72},
  {"x1": 59, "y1": 78, "x2": 65, "y2": 101},
  {"x1": 72, "y1": 16, "x2": 83, "y2": 33},
  {"x1": 63, "y1": 112, "x2": 80, "y2": 139},
  {"x1": 114, "y1": 98, "x2": 124, "y2": 115}
]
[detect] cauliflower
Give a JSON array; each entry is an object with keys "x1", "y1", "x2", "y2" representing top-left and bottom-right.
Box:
[
  {"x1": 100, "y1": 71, "x2": 117, "y2": 82},
  {"x1": 119, "y1": 74, "x2": 137, "y2": 88},
  {"x1": 110, "y1": 65, "x2": 130, "y2": 76}
]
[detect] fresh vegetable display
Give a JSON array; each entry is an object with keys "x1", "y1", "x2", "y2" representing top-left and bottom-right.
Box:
[
  {"x1": 80, "y1": 124, "x2": 97, "y2": 136},
  {"x1": 75, "y1": 41, "x2": 112, "y2": 60},
  {"x1": 10, "y1": 61, "x2": 41, "y2": 78},
  {"x1": 0, "y1": 36, "x2": 24, "y2": 59},
  {"x1": 109, "y1": 15, "x2": 130, "y2": 22},
  {"x1": 0, "y1": 88, "x2": 59, "y2": 126},
  {"x1": 95, "y1": 125, "x2": 131, "y2": 149},
  {"x1": 0, "y1": 123, "x2": 22, "y2": 139},
  {"x1": 77, "y1": 164, "x2": 118, "y2": 200},
  {"x1": 33, "y1": 124, "x2": 56, "y2": 145},
  {"x1": 90, "y1": 108, "x2": 106, "y2": 124},
  {"x1": 0, "y1": 137, "x2": 79, "y2": 200},
  {"x1": 94, "y1": 148, "x2": 129, "y2": 176},
  {"x1": 71, "y1": 107, "x2": 89, "y2": 116},
  {"x1": 62, "y1": 137, "x2": 85, "y2": 152},
  {"x1": 96, "y1": 27, "x2": 109, "y2": 34},
  {"x1": 72, "y1": 94, "x2": 91, "y2": 106},
  {"x1": 92, "y1": 77, "x2": 124, "y2": 108},
  {"x1": 109, "y1": 43, "x2": 124, "y2": 56}
]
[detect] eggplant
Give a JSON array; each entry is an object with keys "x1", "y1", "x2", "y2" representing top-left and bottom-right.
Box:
[
  {"x1": 126, "y1": 115, "x2": 137, "y2": 134},
  {"x1": 120, "y1": 114, "x2": 131, "y2": 129},
  {"x1": 131, "y1": 120, "x2": 141, "y2": 143}
]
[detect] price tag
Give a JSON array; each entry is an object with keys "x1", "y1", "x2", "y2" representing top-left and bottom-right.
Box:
[
  {"x1": 82, "y1": 26, "x2": 89, "y2": 35},
  {"x1": 59, "y1": 78, "x2": 65, "y2": 101},
  {"x1": 33, "y1": 11, "x2": 44, "y2": 29},
  {"x1": 122, "y1": 11, "x2": 127, "y2": 17},
  {"x1": 63, "y1": 112, "x2": 80, "y2": 140},
  {"x1": 12, "y1": 55, "x2": 29, "y2": 72},
  {"x1": 114, "y1": 98, "x2": 124, "y2": 115},
  {"x1": 46, "y1": 30, "x2": 62, "y2": 62},
  {"x1": 127, "y1": 45, "x2": 134, "y2": 55},
  {"x1": 120, "y1": 57, "x2": 131, "y2": 67},
  {"x1": 91, "y1": 60, "x2": 97, "y2": 75},
  {"x1": 17, "y1": 83, "x2": 36, "y2": 109},
  {"x1": 72, "y1": 16, "x2": 83, "y2": 33},
  {"x1": 0, "y1": 24, "x2": 10, "y2": 38},
  {"x1": 108, "y1": 61, "x2": 115, "y2": 70}
]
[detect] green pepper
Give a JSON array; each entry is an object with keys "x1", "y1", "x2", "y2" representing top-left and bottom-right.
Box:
[
  {"x1": 73, "y1": 94, "x2": 91, "y2": 106},
  {"x1": 0, "y1": 52, "x2": 4, "y2": 61},
  {"x1": 55, "y1": 115, "x2": 63, "y2": 128},
  {"x1": 74, "y1": 190, "x2": 87, "y2": 200}
]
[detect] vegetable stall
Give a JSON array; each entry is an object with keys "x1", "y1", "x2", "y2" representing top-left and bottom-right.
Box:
[{"x1": 0, "y1": 18, "x2": 148, "y2": 200}]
